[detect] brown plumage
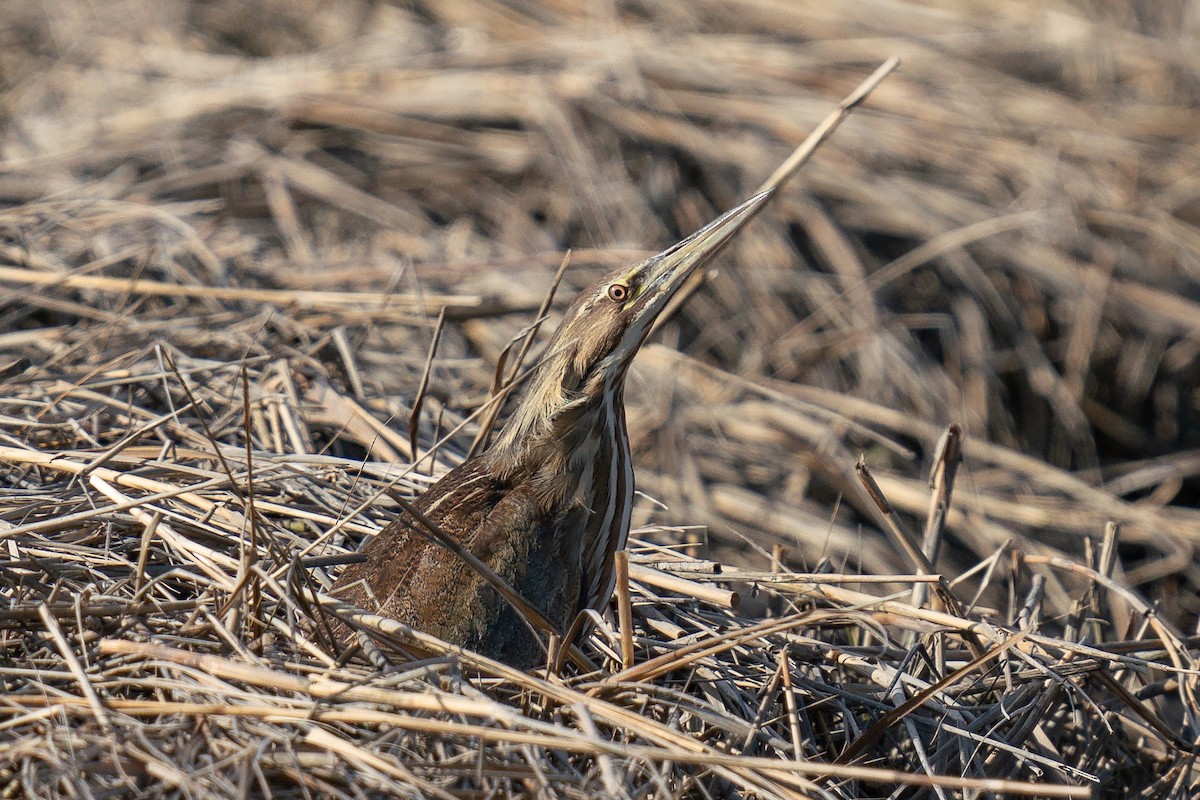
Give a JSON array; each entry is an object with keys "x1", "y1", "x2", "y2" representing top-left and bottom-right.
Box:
[{"x1": 330, "y1": 189, "x2": 773, "y2": 667}]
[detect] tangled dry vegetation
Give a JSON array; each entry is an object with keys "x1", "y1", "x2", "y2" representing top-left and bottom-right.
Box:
[{"x1": 1, "y1": 1, "x2": 1199, "y2": 797}]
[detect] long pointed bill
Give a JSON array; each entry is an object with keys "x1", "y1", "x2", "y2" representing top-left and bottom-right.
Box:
[{"x1": 630, "y1": 189, "x2": 774, "y2": 325}]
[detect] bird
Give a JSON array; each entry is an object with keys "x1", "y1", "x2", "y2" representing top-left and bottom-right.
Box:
[{"x1": 329, "y1": 189, "x2": 773, "y2": 668}]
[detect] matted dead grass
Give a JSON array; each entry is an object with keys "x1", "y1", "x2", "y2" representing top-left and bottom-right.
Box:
[{"x1": 1, "y1": 1, "x2": 1198, "y2": 797}]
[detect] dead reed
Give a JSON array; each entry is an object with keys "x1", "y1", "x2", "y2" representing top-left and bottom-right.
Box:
[{"x1": 0, "y1": 1, "x2": 1198, "y2": 797}]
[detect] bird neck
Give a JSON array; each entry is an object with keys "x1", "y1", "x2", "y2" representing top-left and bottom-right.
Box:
[{"x1": 488, "y1": 372, "x2": 629, "y2": 504}]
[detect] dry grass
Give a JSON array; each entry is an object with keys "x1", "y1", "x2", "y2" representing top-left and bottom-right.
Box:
[{"x1": 1, "y1": 1, "x2": 1198, "y2": 797}]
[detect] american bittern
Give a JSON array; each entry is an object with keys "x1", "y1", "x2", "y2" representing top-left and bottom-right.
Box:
[{"x1": 330, "y1": 190, "x2": 772, "y2": 667}]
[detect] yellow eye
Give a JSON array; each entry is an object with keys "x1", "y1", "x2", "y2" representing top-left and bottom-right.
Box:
[{"x1": 607, "y1": 283, "x2": 628, "y2": 303}]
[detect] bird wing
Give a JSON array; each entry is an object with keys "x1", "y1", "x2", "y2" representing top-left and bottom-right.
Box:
[
  {"x1": 327, "y1": 458, "x2": 587, "y2": 664},
  {"x1": 327, "y1": 456, "x2": 505, "y2": 621}
]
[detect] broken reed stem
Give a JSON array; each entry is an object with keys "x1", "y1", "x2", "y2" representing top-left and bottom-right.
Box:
[
  {"x1": 779, "y1": 649, "x2": 804, "y2": 759},
  {"x1": 853, "y1": 456, "x2": 989, "y2": 659},
  {"x1": 615, "y1": 550, "x2": 635, "y2": 669},
  {"x1": 408, "y1": 306, "x2": 447, "y2": 461},
  {"x1": 756, "y1": 56, "x2": 901, "y2": 196},
  {"x1": 628, "y1": 563, "x2": 740, "y2": 609},
  {"x1": 912, "y1": 424, "x2": 961, "y2": 609}
]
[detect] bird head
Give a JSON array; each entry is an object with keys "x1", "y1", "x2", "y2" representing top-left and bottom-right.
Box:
[{"x1": 492, "y1": 189, "x2": 773, "y2": 461}]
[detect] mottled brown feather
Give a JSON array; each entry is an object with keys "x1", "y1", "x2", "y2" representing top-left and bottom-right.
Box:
[{"x1": 330, "y1": 455, "x2": 585, "y2": 666}]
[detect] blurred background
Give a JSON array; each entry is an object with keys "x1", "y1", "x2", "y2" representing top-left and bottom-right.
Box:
[{"x1": 2, "y1": 1, "x2": 1199, "y2": 629}]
